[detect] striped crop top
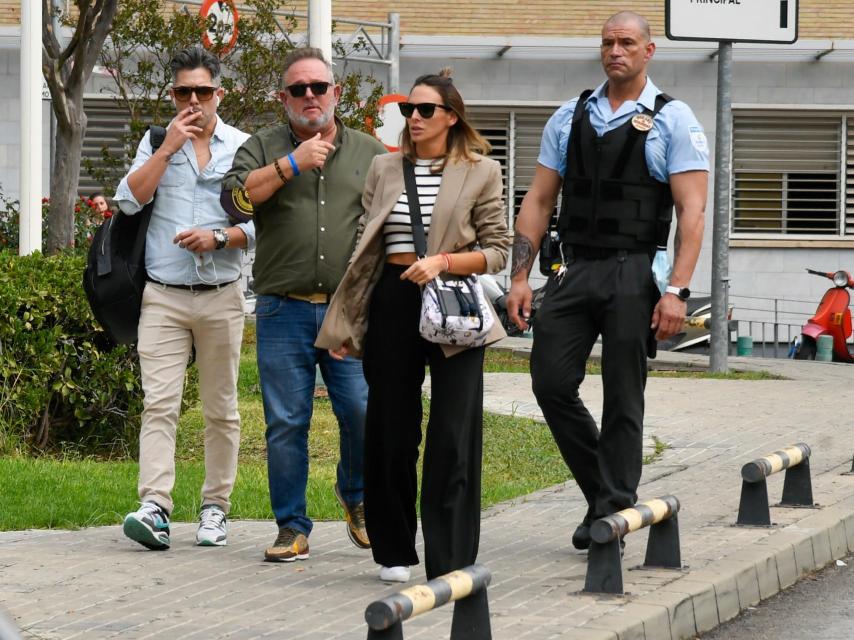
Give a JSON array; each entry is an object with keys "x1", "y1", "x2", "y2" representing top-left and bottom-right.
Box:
[{"x1": 384, "y1": 158, "x2": 443, "y2": 255}]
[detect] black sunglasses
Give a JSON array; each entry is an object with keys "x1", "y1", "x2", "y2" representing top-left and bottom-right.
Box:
[
  {"x1": 398, "y1": 102, "x2": 452, "y2": 119},
  {"x1": 286, "y1": 82, "x2": 332, "y2": 98},
  {"x1": 172, "y1": 86, "x2": 217, "y2": 101}
]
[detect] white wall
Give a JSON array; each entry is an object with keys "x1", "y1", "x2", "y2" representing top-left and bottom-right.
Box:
[{"x1": 0, "y1": 48, "x2": 52, "y2": 204}]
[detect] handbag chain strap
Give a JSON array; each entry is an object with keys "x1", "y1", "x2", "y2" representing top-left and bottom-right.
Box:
[{"x1": 402, "y1": 158, "x2": 429, "y2": 260}]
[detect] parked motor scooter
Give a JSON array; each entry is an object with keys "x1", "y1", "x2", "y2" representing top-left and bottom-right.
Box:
[
  {"x1": 791, "y1": 268, "x2": 854, "y2": 362},
  {"x1": 479, "y1": 273, "x2": 545, "y2": 338}
]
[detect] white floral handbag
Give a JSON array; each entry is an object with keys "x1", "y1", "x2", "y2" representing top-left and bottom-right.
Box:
[
  {"x1": 403, "y1": 158, "x2": 494, "y2": 347},
  {"x1": 419, "y1": 274, "x2": 494, "y2": 347}
]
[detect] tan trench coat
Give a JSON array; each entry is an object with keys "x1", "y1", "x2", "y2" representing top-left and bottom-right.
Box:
[{"x1": 315, "y1": 151, "x2": 511, "y2": 358}]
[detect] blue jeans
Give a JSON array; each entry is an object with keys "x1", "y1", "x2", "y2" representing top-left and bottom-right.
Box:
[{"x1": 255, "y1": 295, "x2": 367, "y2": 535}]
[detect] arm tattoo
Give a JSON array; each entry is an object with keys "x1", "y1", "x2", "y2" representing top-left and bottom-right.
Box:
[{"x1": 511, "y1": 234, "x2": 535, "y2": 278}]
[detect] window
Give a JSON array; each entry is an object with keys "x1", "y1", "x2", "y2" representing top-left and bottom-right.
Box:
[
  {"x1": 468, "y1": 105, "x2": 556, "y2": 229},
  {"x1": 732, "y1": 112, "x2": 845, "y2": 236},
  {"x1": 79, "y1": 97, "x2": 133, "y2": 196}
]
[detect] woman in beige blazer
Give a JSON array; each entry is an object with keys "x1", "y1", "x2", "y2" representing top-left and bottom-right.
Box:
[{"x1": 316, "y1": 70, "x2": 510, "y2": 583}]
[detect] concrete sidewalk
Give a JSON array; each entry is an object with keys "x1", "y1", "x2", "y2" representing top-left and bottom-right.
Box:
[{"x1": 1, "y1": 343, "x2": 854, "y2": 639}]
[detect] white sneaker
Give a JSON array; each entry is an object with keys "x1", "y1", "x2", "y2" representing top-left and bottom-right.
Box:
[
  {"x1": 196, "y1": 504, "x2": 227, "y2": 546},
  {"x1": 123, "y1": 502, "x2": 170, "y2": 550},
  {"x1": 379, "y1": 566, "x2": 410, "y2": 582}
]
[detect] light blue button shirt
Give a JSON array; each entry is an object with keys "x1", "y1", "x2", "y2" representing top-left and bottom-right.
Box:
[
  {"x1": 115, "y1": 115, "x2": 254, "y2": 286},
  {"x1": 537, "y1": 77, "x2": 710, "y2": 181}
]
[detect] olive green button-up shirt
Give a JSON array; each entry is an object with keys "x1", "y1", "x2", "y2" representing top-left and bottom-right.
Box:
[{"x1": 224, "y1": 119, "x2": 386, "y2": 297}]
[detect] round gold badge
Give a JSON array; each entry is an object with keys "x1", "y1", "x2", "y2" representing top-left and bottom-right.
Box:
[
  {"x1": 631, "y1": 114, "x2": 654, "y2": 132},
  {"x1": 220, "y1": 186, "x2": 254, "y2": 223}
]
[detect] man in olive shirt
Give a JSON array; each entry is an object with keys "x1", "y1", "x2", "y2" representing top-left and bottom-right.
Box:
[{"x1": 224, "y1": 47, "x2": 385, "y2": 562}]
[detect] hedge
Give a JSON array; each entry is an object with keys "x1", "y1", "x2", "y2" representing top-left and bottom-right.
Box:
[{"x1": 0, "y1": 251, "x2": 196, "y2": 456}]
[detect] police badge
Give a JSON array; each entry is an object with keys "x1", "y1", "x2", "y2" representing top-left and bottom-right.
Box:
[
  {"x1": 220, "y1": 186, "x2": 254, "y2": 223},
  {"x1": 631, "y1": 113, "x2": 654, "y2": 132}
]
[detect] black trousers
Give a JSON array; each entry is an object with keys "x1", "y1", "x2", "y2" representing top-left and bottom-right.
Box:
[
  {"x1": 362, "y1": 263, "x2": 485, "y2": 579},
  {"x1": 531, "y1": 252, "x2": 659, "y2": 520}
]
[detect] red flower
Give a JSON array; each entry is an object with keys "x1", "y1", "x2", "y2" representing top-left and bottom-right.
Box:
[{"x1": 104, "y1": 211, "x2": 113, "y2": 219}]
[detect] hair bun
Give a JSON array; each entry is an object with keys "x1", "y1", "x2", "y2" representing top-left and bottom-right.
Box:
[{"x1": 438, "y1": 67, "x2": 453, "y2": 79}]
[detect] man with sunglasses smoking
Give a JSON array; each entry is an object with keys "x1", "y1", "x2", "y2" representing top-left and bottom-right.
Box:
[
  {"x1": 507, "y1": 12, "x2": 708, "y2": 552},
  {"x1": 224, "y1": 47, "x2": 385, "y2": 563},
  {"x1": 115, "y1": 47, "x2": 254, "y2": 550}
]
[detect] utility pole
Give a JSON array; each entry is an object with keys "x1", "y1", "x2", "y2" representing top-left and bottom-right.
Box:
[
  {"x1": 308, "y1": 0, "x2": 332, "y2": 64},
  {"x1": 19, "y1": 0, "x2": 43, "y2": 255}
]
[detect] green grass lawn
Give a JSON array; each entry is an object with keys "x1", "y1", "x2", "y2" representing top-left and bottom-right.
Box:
[
  {"x1": 5, "y1": 338, "x2": 740, "y2": 532},
  {"x1": 483, "y1": 349, "x2": 782, "y2": 380},
  {"x1": 0, "y1": 339, "x2": 569, "y2": 531}
]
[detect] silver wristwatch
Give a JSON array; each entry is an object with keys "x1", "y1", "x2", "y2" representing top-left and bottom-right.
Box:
[{"x1": 212, "y1": 228, "x2": 229, "y2": 250}]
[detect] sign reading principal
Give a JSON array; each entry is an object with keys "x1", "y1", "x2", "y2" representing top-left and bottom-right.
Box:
[{"x1": 666, "y1": 0, "x2": 798, "y2": 44}]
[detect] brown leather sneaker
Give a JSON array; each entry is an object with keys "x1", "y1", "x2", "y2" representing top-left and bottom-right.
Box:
[
  {"x1": 264, "y1": 526, "x2": 309, "y2": 562},
  {"x1": 334, "y1": 483, "x2": 370, "y2": 549}
]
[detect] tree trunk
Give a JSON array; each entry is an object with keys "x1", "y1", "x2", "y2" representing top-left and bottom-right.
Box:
[{"x1": 47, "y1": 98, "x2": 86, "y2": 254}]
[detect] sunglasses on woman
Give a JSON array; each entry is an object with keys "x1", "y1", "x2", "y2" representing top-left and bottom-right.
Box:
[
  {"x1": 172, "y1": 86, "x2": 217, "y2": 101},
  {"x1": 286, "y1": 82, "x2": 332, "y2": 98},
  {"x1": 398, "y1": 102, "x2": 452, "y2": 119}
]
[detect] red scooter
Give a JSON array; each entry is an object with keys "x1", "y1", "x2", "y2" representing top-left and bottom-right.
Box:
[{"x1": 792, "y1": 268, "x2": 854, "y2": 362}]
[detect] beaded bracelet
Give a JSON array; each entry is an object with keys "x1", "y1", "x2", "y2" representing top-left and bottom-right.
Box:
[
  {"x1": 273, "y1": 158, "x2": 288, "y2": 184},
  {"x1": 287, "y1": 153, "x2": 301, "y2": 176}
]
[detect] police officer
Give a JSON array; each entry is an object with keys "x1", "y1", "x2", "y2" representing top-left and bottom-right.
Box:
[{"x1": 506, "y1": 11, "x2": 709, "y2": 549}]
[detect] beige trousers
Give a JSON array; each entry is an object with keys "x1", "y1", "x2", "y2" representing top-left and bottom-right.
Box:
[{"x1": 137, "y1": 281, "x2": 245, "y2": 514}]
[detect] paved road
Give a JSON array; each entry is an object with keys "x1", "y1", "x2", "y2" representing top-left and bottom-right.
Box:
[{"x1": 700, "y1": 555, "x2": 854, "y2": 639}]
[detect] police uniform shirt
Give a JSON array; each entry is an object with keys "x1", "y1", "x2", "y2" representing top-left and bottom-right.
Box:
[{"x1": 537, "y1": 78, "x2": 710, "y2": 181}]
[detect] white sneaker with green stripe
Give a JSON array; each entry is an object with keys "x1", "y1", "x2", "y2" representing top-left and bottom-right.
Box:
[
  {"x1": 123, "y1": 502, "x2": 171, "y2": 550},
  {"x1": 196, "y1": 504, "x2": 228, "y2": 546}
]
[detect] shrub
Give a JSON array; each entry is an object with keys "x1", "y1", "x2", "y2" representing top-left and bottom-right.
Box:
[
  {"x1": 0, "y1": 251, "x2": 197, "y2": 457},
  {"x1": 0, "y1": 190, "x2": 104, "y2": 253}
]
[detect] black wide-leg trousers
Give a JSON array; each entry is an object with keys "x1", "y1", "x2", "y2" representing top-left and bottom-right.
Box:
[
  {"x1": 362, "y1": 263, "x2": 484, "y2": 579},
  {"x1": 531, "y1": 252, "x2": 659, "y2": 520}
]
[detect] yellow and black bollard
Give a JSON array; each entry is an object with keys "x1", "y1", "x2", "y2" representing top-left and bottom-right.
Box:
[
  {"x1": 736, "y1": 442, "x2": 814, "y2": 526},
  {"x1": 365, "y1": 564, "x2": 491, "y2": 640},
  {"x1": 584, "y1": 495, "x2": 681, "y2": 595}
]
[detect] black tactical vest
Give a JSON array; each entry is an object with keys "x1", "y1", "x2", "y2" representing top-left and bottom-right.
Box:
[{"x1": 557, "y1": 89, "x2": 675, "y2": 252}]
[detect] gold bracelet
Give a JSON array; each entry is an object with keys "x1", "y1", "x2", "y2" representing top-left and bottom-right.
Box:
[{"x1": 273, "y1": 158, "x2": 288, "y2": 184}]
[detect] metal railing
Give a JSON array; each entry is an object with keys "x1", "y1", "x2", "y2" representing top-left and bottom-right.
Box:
[{"x1": 706, "y1": 290, "x2": 851, "y2": 358}]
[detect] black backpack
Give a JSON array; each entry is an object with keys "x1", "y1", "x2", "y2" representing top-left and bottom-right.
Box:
[{"x1": 83, "y1": 126, "x2": 166, "y2": 347}]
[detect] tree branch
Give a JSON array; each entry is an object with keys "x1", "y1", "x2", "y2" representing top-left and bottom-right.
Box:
[
  {"x1": 66, "y1": 1, "x2": 95, "y2": 91},
  {"x1": 41, "y1": 0, "x2": 61, "y2": 59},
  {"x1": 59, "y1": 0, "x2": 89, "y2": 70},
  {"x1": 79, "y1": 0, "x2": 119, "y2": 86}
]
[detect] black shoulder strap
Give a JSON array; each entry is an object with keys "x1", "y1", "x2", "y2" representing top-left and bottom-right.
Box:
[
  {"x1": 148, "y1": 125, "x2": 167, "y2": 152},
  {"x1": 568, "y1": 89, "x2": 594, "y2": 178},
  {"x1": 129, "y1": 125, "x2": 169, "y2": 259},
  {"x1": 610, "y1": 93, "x2": 674, "y2": 180},
  {"x1": 403, "y1": 158, "x2": 428, "y2": 259}
]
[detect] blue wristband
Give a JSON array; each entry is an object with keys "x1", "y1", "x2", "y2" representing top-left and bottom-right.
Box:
[{"x1": 287, "y1": 153, "x2": 300, "y2": 177}]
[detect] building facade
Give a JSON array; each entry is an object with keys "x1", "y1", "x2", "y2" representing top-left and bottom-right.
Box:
[{"x1": 2, "y1": 1, "x2": 854, "y2": 330}]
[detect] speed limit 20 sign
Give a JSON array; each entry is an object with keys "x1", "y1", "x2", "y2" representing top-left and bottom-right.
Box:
[{"x1": 200, "y1": 0, "x2": 239, "y2": 54}]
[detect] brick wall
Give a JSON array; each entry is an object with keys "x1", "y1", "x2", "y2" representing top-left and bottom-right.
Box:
[
  {"x1": 2, "y1": 1, "x2": 853, "y2": 38},
  {"x1": 0, "y1": 0, "x2": 19, "y2": 25},
  {"x1": 272, "y1": 1, "x2": 852, "y2": 39}
]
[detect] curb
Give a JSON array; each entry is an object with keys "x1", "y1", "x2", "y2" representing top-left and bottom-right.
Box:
[{"x1": 564, "y1": 494, "x2": 854, "y2": 639}]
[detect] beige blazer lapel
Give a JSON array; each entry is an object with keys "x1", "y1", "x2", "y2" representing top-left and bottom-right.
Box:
[
  {"x1": 349, "y1": 160, "x2": 404, "y2": 265},
  {"x1": 426, "y1": 160, "x2": 468, "y2": 256}
]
